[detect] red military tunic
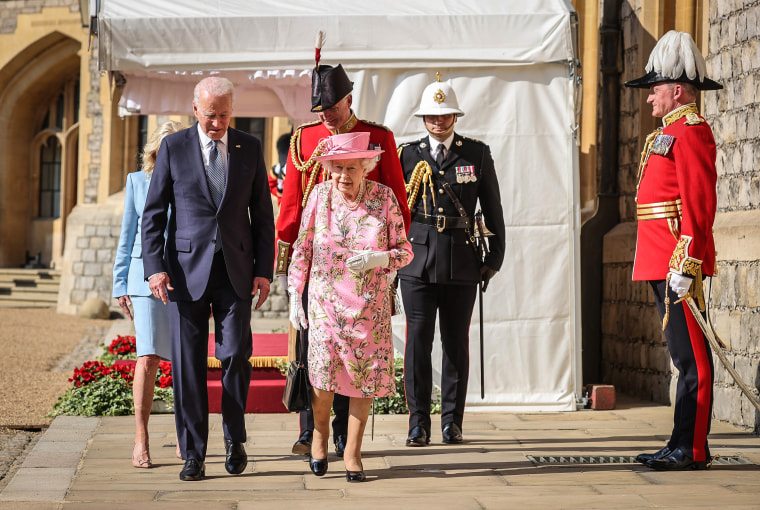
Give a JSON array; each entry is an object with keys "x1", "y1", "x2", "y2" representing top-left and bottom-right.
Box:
[
  {"x1": 633, "y1": 103, "x2": 717, "y2": 281},
  {"x1": 275, "y1": 113, "x2": 410, "y2": 274}
]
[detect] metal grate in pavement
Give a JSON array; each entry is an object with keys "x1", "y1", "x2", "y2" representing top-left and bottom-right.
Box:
[{"x1": 526, "y1": 455, "x2": 753, "y2": 466}]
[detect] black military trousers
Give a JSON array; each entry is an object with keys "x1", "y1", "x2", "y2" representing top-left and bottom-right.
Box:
[
  {"x1": 650, "y1": 279, "x2": 714, "y2": 462},
  {"x1": 295, "y1": 283, "x2": 349, "y2": 438},
  {"x1": 401, "y1": 278, "x2": 477, "y2": 436}
]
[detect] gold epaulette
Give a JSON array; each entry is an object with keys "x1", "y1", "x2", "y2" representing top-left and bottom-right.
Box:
[
  {"x1": 294, "y1": 119, "x2": 322, "y2": 131},
  {"x1": 685, "y1": 112, "x2": 706, "y2": 125},
  {"x1": 361, "y1": 119, "x2": 390, "y2": 131}
]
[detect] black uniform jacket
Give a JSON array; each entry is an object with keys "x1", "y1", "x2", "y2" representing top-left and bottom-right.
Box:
[{"x1": 398, "y1": 134, "x2": 505, "y2": 285}]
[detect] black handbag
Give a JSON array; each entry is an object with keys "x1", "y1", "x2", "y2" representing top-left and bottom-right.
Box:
[{"x1": 282, "y1": 330, "x2": 311, "y2": 412}]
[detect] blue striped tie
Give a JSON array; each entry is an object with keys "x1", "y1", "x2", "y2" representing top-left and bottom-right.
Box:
[{"x1": 207, "y1": 140, "x2": 225, "y2": 207}]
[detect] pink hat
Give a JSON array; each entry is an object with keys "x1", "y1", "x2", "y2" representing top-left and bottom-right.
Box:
[{"x1": 312, "y1": 132, "x2": 384, "y2": 161}]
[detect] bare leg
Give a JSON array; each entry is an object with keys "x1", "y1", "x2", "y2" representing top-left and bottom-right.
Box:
[
  {"x1": 133, "y1": 354, "x2": 160, "y2": 467},
  {"x1": 311, "y1": 388, "x2": 334, "y2": 460},
  {"x1": 343, "y1": 397, "x2": 372, "y2": 472}
]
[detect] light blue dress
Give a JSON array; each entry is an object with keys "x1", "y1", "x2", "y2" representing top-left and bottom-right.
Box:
[{"x1": 112, "y1": 171, "x2": 171, "y2": 360}]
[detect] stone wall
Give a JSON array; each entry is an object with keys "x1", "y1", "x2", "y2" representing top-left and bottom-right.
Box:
[
  {"x1": 703, "y1": 0, "x2": 760, "y2": 430},
  {"x1": 0, "y1": 0, "x2": 78, "y2": 34},
  {"x1": 600, "y1": 0, "x2": 672, "y2": 404},
  {"x1": 602, "y1": 0, "x2": 760, "y2": 432}
]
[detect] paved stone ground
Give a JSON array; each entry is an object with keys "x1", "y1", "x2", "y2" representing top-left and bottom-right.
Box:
[{"x1": 0, "y1": 431, "x2": 40, "y2": 492}]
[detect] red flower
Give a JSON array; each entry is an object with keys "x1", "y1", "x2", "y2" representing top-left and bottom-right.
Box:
[
  {"x1": 156, "y1": 361, "x2": 172, "y2": 388},
  {"x1": 108, "y1": 335, "x2": 137, "y2": 356}
]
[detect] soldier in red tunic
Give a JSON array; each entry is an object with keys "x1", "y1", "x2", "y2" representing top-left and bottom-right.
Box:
[
  {"x1": 625, "y1": 30, "x2": 722, "y2": 471},
  {"x1": 276, "y1": 51, "x2": 410, "y2": 457}
]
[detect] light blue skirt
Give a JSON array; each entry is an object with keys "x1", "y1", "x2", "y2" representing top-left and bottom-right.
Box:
[{"x1": 131, "y1": 295, "x2": 171, "y2": 360}]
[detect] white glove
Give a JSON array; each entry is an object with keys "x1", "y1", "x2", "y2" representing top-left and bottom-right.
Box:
[
  {"x1": 346, "y1": 250, "x2": 390, "y2": 273},
  {"x1": 288, "y1": 289, "x2": 308, "y2": 330},
  {"x1": 668, "y1": 272, "x2": 693, "y2": 299},
  {"x1": 277, "y1": 274, "x2": 287, "y2": 289}
]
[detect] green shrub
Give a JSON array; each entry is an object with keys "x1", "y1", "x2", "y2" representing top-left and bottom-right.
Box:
[{"x1": 375, "y1": 357, "x2": 441, "y2": 415}]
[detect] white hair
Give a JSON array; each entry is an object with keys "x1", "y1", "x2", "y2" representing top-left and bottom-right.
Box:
[
  {"x1": 646, "y1": 30, "x2": 707, "y2": 82},
  {"x1": 322, "y1": 157, "x2": 376, "y2": 173},
  {"x1": 193, "y1": 77, "x2": 235, "y2": 103}
]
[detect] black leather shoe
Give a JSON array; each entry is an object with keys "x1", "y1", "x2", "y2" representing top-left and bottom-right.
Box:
[
  {"x1": 405, "y1": 426, "x2": 430, "y2": 447},
  {"x1": 346, "y1": 463, "x2": 366, "y2": 482},
  {"x1": 646, "y1": 447, "x2": 711, "y2": 471},
  {"x1": 309, "y1": 455, "x2": 328, "y2": 476},
  {"x1": 224, "y1": 440, "x2": 248, "y2": 474},
  {"x1": 635, "y1": 445, "x2": 673, "y2": 465},
  {"x1": 442, "y1": 423, "x2": 463, "y2": 444},
  {"x1": 334, "y1": 434, "x2": 347, "y2": 458},
  {"x1": 179, "y1": 459, "x2": 205, "y2": 481},
  {"x1": 292, "y1": 430, "x2": 312, "y2": 455}
]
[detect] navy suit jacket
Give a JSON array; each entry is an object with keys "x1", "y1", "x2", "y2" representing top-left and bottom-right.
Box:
[{"x1": 141, "y1": 124, "x2": 275, "y2": 301}]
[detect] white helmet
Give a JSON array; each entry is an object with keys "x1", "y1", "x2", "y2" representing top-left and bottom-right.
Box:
[{"x1": 413, "y1": 78, "x2": 465, "y2": 117}]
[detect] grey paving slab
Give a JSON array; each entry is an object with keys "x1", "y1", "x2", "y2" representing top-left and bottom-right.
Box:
[{"x1": 1, "y1": 396, "x2": 759, "y2": 509}]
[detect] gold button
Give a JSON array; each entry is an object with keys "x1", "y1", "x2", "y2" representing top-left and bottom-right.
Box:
[
  {"x1": 439, "y1": 171, "x2": 445, "y2": 175},
  {"x1": 438, "y1": 207, "x2": 444, "y2": 213},
  {"x1": 409, "y1": 237, "x2": 414, "y2": 242},
  {"x1": 438, "y1": 189, "x2": 444, "y2": 194}
]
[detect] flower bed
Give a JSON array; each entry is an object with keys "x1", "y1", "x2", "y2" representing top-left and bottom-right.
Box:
[{"x1": 51, "y1": 335, "x2": 173, "y2": 417}]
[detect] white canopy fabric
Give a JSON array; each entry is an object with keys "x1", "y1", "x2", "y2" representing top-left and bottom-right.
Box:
[{"x1": 97, "y1": 0, "x2": 582, "y2": 412}]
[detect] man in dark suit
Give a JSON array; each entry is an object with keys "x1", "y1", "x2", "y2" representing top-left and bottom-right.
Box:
[
  {"x1": 399, "y1": 76, "x2": 505, "y2": 447},
  {"x1": 142, "y1": 76, "x2": 275, "y2": 481}
]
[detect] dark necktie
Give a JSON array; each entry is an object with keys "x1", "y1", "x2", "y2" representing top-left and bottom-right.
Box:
[
  {"x1": 207, "y1": 140, "x2": 225, "y2": 207},
  {"x1": 435, "y1": 143, "x2": 446, "y2": 168}
]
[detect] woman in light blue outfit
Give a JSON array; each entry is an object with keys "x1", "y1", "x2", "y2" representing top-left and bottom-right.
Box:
[{"x1": 113, "y1": 121, "x2": 183, "y2": 468}]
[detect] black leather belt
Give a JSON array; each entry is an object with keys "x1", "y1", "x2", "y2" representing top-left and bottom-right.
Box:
[{"x1": 412, "y1": 213, "x2": 471, "y2": 232}]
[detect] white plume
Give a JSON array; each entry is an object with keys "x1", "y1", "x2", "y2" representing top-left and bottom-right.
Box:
[
  {"x1": 645, "y1": 30, "x2": 706, "y2": 82},
  {"x1": 315, "y1": 30, "x2": 325, "y2": 50}
]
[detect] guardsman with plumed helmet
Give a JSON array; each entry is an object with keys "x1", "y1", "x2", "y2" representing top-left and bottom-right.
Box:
[
  {"x1": 626, "y1": 30, "x2": 722, "y2": 471},
  {"x1": 399, "y1": 74, "x2": 505, "y2": 447},
  {"x1": 275, "y1": 32, "x2": 410, "y2": 457}
]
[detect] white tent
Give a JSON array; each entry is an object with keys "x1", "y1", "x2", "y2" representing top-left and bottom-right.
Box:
[{"x1": 97, "y1": 0, "x2": 583, "y2": 412}]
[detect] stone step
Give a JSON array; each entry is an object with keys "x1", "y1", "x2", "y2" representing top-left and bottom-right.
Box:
[{"x1": 0, "y1": 268, "x2": 61, "y2": 307}]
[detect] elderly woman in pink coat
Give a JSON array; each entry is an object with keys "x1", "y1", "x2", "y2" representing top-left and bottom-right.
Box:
[{"x1": 288, "y1": 132, "x2": 413, "y2": 482}]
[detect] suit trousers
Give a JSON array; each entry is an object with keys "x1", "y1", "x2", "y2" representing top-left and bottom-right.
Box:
[
  {"x1": 170, "y1": 251, "x2": 253, "y2": 461},
  {"x1": 401, "y1": 278, "x2": 477, "y2": 435},
  {"x1": 295, "y1": 283, "x2": 349, "y2": 437},
  {"x1": 650, "y1": 280, "x2": 714, "y2": 462}
]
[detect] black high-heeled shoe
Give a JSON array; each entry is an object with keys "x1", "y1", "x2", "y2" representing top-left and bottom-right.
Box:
[
  {"x1": 345, "y1": 462, "x2": 366, "y2": 482},
  {"x1": 309, "y1": 455, "x2": 328, "y2": 476}
]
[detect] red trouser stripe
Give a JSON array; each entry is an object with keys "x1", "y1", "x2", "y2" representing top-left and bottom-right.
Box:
[{"x1": 683, "y1": 306, "x2": 712, "y2": 462}]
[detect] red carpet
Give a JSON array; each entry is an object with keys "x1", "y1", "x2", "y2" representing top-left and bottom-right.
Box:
[
  {"x1": 116, "y1": 333, "x2": 290, "y2": 414},
  {"x1": 207, "y1": 333, "x2": 288, "y2": 413}
]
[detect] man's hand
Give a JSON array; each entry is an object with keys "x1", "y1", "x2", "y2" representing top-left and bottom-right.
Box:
[
  {"x1": 668, "y1": 271, "x2": 693, "y2": 299},
  {"x1": 252, "y1": 277, "x2": 271, "y2": 310},
  {"x1": 116, "y1": 295, "x2": 133, "y2": 320},
  {"x1": 148, "y1": 272, "x2": 174, "y2": 304},
  {"x1": 480, "y1": 265, "x2": 497, "y2": 292}
]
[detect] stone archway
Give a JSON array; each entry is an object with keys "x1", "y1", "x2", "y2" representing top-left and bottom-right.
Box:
[{"x1": 0, "y1": 31, "x2": 80, "y2": 268}]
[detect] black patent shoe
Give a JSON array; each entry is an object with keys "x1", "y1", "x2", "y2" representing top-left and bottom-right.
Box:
[
  {"x1": 442, "y1": 423, "x2": 463, "y2": 444},
  {"x1": 292, "y1": 430, "x2": 313, "y2": 455},
  {"x1": 405, "y1": 426, "x2": 430, "y2": 447},
  {"x1": 646, "y1": 447, "x2": 712, "y2": 471},
  {"x1": 179, "y1": 459, "x2": 205, "y2": 481},
  {"x1": 346, "y1": 463, "x2": 366, "y2": 483},
  {"x1": 334, "y1": 434, "x2": 347, "y2": 458},
  {"x1": 635, "y1": 445, "x2": 672, "y2": 465},
  {"x1": 309, "y1": 455, "x2": 328, "y2": 476},
  {"x1": 224, "y1": 440, "x2": 248, "y2": 474}
]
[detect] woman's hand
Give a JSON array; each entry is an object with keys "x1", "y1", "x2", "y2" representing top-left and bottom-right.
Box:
[
  {"x1": 346, "y1": 250, "x2": 390, "y2": 273},
  {"x1": 289, "y1": 289, "x2": 308, "y2": 330},
  {"x1": 117, "y1": 295, "x2": 133, "y2": 321}
]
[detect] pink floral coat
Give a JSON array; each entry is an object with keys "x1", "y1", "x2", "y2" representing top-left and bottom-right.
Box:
[{"x1": 288, "y1": 180, "x2": 413, "y2": 398}]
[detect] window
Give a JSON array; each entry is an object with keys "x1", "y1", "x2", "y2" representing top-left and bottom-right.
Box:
[{"x1": 39, "y1": 136, "x2": 62, "y2": 218}]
